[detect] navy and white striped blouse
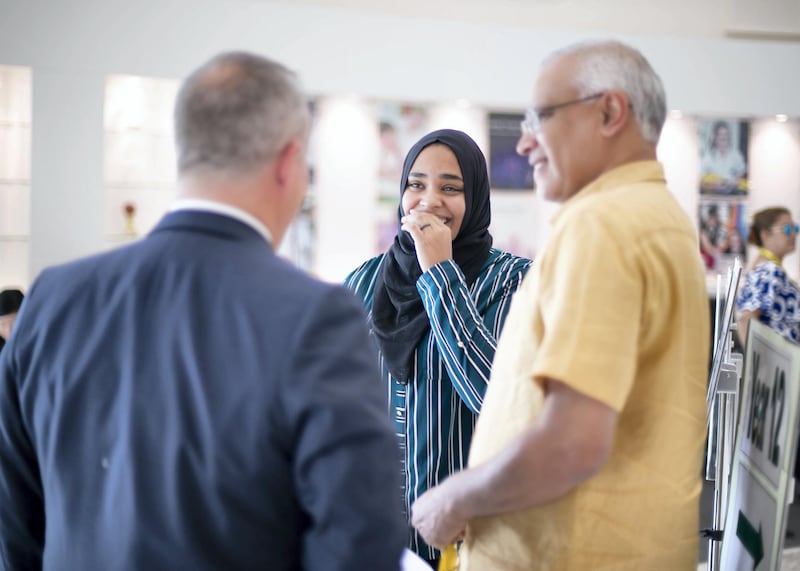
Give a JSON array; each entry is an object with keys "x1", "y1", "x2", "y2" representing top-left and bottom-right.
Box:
[{"x1": 345, "y1": 248, "x2": 531, "y2": 559}]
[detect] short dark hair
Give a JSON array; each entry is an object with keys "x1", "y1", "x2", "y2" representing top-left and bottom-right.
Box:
[{"x1": 0, "y1": 289, "x2": 24, "y2": 317}]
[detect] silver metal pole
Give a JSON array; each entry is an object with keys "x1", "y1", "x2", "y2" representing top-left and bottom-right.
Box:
[
  {"x1": 705, "y1": 259, "x2": 743, "y2": 571},
  {"x1": 709, "y1": 360, "x2": 740, "y2": 569}
]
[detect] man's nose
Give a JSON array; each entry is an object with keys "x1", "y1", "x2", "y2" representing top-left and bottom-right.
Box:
[{"x1": 516, "y1": 131, "x2": 539, "y2": 157}]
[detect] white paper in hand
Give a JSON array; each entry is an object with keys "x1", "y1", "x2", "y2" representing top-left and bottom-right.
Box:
[{"x1": 401, "y1": 548, "x2": 433, "y2": 571}]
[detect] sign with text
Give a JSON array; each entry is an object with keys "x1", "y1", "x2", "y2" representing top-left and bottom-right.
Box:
[{"x1": 721, "y1": 321, "x2": 800, "y2": 570}]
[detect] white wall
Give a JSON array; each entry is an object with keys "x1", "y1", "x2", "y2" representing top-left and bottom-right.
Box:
[
  {"x1": 29, "y1": 70, "x2": 105, "y2": 277},
  {"x1": 2, "y1": 0, "x2": 800, "y2": 283},
  {"x1": 3, "y1": 0, "x2": 798, "y2": 111}
]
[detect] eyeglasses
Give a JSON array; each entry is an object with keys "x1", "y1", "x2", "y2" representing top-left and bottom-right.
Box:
[
  {"x1": 774, "y1": 223, "x2": 800, "y2": 236},
  {"x1": 520, "y1": 92, "x2": 606, "y2": 135}
]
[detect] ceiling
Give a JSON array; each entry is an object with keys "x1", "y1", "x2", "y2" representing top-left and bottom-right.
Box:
[{"x1": 262, "y1": 0, "x2": 800, "y2": 40}]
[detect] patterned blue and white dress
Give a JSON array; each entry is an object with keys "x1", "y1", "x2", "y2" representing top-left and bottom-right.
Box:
[{"x1": 736, "y1": 261, "x2": 800, "y2": 343}]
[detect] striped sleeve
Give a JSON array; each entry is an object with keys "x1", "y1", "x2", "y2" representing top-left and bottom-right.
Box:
[
  {"x1": 343, "y1": 255, "x2": 383, "y2": 310},
  {"x1": 416, "y1": 251, "x2": 531, "y2": 414}
]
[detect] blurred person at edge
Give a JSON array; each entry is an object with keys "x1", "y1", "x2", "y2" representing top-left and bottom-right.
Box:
[
  {"x1": 0, "y1": 51, "x2": 405, "y2": 570},
  {"x1": 0, "y1": 288, "x2": 24, "y2": 354},
  {"x1": 345, "y1": 128, "x2": 532, "y2": 569},
  {"x1": 411, "y1": 39, "x2": 709, "y2": 570}
]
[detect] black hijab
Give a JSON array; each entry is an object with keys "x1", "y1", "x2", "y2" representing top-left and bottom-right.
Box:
[{"x1": 370, "y1": 129, "x2": 493, "y2": 383}]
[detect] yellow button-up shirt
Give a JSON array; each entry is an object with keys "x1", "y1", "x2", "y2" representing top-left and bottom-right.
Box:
[{"x1": 462, "y1": 160, "x2": 710, "y2": 570}]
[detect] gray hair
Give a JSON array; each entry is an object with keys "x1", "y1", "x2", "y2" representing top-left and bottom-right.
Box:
[
  {"x1": 175, "y1": 51, "x2": 307, "y2": 176},
  {"x1": 545, "y1": 40, "x2": 667, "y2": 144}
]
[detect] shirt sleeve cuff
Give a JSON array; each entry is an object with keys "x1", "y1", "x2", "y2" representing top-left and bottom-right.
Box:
[{"x1": 416, "y1": 259, "x2": 465, "y2": 299}]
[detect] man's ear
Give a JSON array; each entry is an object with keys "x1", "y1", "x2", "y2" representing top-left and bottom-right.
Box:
[
  {"x1": 599, "y1": 91, "x2": 630, "y2": 137},
  {"x1": 274, "y1": 139, "x2": 301, "y2": 188}
]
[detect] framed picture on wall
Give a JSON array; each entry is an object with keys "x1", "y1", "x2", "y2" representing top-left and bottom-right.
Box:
[
  {"x1": 374, "y1": 202, "x2": 399, "y2": 255},
  {"x1": 699, "y1": 199, "x2": 747, "y2": 276},
  {"x1": 377, "y1": 102, "x2": 430, "y2": 203},
  {"x1": 277, "y1": 98, "x2": 317, "y2": 271},
  {"x1": 698, "y1": 118, "x2": 749, "y2": 196},
  {"x1": 278, "y1": 193, "x2": 315, "y2": 271},
  {"x1": 489, "y1": 193, "x2": 536, "y2": 260},
  {"x1": 307, "y1": 99, "x2": 317, "y2": 186},
  {"x1": 488, "y1": 112, "x2": 533, "y2": 191}
]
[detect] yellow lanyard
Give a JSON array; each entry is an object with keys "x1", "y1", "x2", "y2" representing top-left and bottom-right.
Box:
[
  {"x1": 759, "y1": 247, "x2": 782, "y2": 266},
  {"x1": 438, "y1": 543, "x2": 459, "y2": 571}
]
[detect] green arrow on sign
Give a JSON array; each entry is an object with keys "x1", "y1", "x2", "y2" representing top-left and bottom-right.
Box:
[{"x1": 736, "y1": 511, "x2": 764, "y2": 569}]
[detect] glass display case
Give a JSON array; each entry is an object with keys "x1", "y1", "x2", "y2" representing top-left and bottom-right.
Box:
[
  {"x1": 0, "y1": 65, "x2": 31, "y2": 288},
  {"x1": 103, "y1": 74, "x2": 179, "y2": 246}
]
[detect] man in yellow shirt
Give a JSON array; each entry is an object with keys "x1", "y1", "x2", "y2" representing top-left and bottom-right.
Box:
[{"x1": 411, "y1": 39, "x2": 709, "y2": 570}]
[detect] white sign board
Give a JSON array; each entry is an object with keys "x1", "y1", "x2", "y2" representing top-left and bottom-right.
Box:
[{"x1": 721, "y1": 321, "x2": 800, "y2": 570}]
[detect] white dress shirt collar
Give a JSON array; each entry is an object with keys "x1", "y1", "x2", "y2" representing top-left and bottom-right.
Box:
[{"x1": 170, "y1": 198, "x2": 273, "y2": 245}]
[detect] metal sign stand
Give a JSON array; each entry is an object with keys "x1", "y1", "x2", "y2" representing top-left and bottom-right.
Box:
[
  {"x1": 703, "y1": 260, "x2": 744, "y2": 571},
  {"x1": 704, "y1": 333, "x2": 743, "y2": 568}
]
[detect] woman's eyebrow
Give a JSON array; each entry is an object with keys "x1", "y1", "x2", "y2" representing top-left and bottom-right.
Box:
[{"x1": 439, "y1": 173, "x2": 463, "y2": 181}]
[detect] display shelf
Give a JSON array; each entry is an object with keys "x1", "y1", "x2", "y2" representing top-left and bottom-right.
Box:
[
  {"x1": 103, "y1": 74, "x2": 179, "y2": 239},
  {"x1": 0, "y1": 182, "x2": 30, "y2": 236},
  {"x1": 277, "y1": 193, "x2": 315, "y2": 271},
  {"x1": 0, "y1": 65, "x2": 31, "y2": 288},
  {"x1": 0, "y1": 239, "x2": 29, "y2": 289}
]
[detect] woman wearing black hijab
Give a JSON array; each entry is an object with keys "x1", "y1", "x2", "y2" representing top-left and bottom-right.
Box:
[{"x1": 345, "y1": 129, "x2": 531, "y2": 566}]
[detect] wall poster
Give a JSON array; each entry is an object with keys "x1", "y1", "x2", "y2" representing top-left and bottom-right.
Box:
[
  {"x1": 488, "y1": 112, "x2": 534, "y2": 191},
  {"x1": 377, "y1": 102, "x2": 430, "y2": 203},
  {"x1": 278, "y1": 99, "x2": 317, "y2": 271},
  {"x1": 699, "y1": 118, "x2": 749, "y2": 196},
  {"x1": 699, "y1": 199, "x2": 748, "y2": 276}
]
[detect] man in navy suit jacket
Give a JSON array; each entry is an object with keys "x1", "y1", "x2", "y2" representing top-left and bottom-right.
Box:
[{"x1": 0, "y1": 52, "x2": 406, "y2": 570}]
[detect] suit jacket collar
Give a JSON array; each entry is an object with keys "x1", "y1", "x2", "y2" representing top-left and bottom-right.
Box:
[
  {"x1": 149, "y1": 210, "x2": 273, "y2": 250},
  {"x1": 170, "y1": 199, "x2": 273, "y2": 244}
]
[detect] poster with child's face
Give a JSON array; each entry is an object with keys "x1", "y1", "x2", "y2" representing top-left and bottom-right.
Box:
[
  {"x1": 377, "y1": 103, "x2": 430, "y2": 203},
  {"x1": 699, "y1": 200, "x2": 747, "y2": 277}
]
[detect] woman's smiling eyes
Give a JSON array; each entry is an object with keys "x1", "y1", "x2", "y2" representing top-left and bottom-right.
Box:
[{"x1": 405, "y1": 179, "x2": 464, "y2": 193}]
